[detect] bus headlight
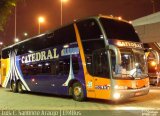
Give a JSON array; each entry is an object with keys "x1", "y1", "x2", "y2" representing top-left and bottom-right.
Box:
[
  {"x1": 113, "y1": 93, "x2": 121, "y2": 99},
  {"x1": 114, "y1": 85, "x2": 128, "y2": 90}
]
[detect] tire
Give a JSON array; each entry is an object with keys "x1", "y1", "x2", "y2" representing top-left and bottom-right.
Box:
[
  {"x1": 11, "y1": 81, "x2": 17, "y2": 93},
  {"x1": 72, "y1": 82, "x2": 85, "y2": 101},
  {"x1": 17, "y1": 81, "x2": 24, "y2": 93}
]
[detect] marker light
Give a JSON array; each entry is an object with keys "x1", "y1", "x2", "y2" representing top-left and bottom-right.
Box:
[
  {"x1": 118, "y1": 17, "x2": 122, "y2": 20},
  {"x1": 63, "y1": 44, "x2": 69, "y2": 48},
  {"x1": 45, "y1": 63, "x2": 50, "y2": 66},
  {"x1": 113, "y1": 93, "x2": 121, "y2": 99},
  {"x1": 31, "y1": 78, "x2": 35, "y2": 82},
  {"x1": 151, "y1": 61, "x2": 156, "y2": 66},
  {"x1": 28, "y1": 50, "x2": 33, "y2": 53}
]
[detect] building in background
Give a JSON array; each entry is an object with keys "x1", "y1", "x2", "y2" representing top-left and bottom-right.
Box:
[
  {"x1": 132, "y1": 11, "x2": 160, "y2": 52},
  {"x1": 133, "y1": 12, "x2": 160, "y2": 85}
]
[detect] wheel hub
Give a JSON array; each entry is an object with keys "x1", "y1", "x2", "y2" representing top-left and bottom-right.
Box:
[{"x1": 74, "y1": 87, "x2": 81, "y2": 96}]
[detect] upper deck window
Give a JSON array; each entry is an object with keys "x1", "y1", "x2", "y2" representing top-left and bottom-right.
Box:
[
  {"x1": 76, "y1": 19, "x2": 103, "y2": 41},
  {"x1": 16, "y1": 24, "x2": 76, "y2": 55},
  {"x1": 100, "y1": 18, "x2": 140, "y2": 42},
  {"x1": 2, "y1": 48, "x2": 10, "y2": 59}
]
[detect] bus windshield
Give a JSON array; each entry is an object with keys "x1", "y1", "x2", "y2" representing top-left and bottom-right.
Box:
[
  {"x1": 100, "y1": 18, "x2": 140, "y2": 42},
  {"x1": 112, "y1": 48, "x2": 147, "y2": 79}
]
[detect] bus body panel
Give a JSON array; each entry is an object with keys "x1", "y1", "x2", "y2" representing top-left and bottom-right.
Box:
[
  {"x1": 1, "y1": 58, "x2": 10, "y2": 88},
  {"x1": 74, "y1": 23, "x2": 113, "y2": 100},
  {"x1": 15, "y1": 44, "x2": 86, "y2": 96},
  {"x1": 93, "y1": 77, "x2": 111, "y2": 99},
  {"x1": 114, "y1": 78, "x2": 149, "y2": 89}
]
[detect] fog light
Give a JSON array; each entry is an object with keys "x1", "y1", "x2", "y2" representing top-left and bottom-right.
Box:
[{"x1": 113, "y1": 93, "x2": 121, "y2": 99}]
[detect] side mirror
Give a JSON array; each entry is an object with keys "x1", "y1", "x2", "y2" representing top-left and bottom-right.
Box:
[
  {"x1": 152, "y1": 50, "x2": 160, "y2": 65},
  {"x1": 107, "y1": 45, "x2": 121, "y2": 65}
]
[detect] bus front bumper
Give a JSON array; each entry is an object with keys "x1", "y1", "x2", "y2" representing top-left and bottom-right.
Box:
[{"x1": 113, "y1": 86, "x2": 150, "y2": 100}]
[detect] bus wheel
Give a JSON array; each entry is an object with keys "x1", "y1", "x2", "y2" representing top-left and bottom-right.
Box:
[
  {"x1": 11, "y1": 81, "x2": 17, "y2": 93},
  {"x1": 72, "y1": 82, "x2": 85, "y2": 101},
  {"x1": 17, "y1": 81, "x2": 24, "y2": 93}
]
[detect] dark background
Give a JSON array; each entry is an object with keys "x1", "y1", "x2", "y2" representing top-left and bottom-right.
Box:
[{"x1": 0, "y1": 0, "x2": 160, "y2": 46}]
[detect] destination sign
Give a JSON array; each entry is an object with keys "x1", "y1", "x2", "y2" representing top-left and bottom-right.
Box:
[
  {"x1": 116, "y1": 41, "x2": 143, "y2": 48},
  {"x1": 108, "y1": 39, "x2": 143, "y2": 49}
]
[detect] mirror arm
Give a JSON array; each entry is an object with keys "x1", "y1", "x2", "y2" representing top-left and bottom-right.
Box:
[
  {"x1": 106, "y1": 45, "x2": 121, "y2": 65},
  {"x1": 152, "y1": 50, "x2": 160, "y2": 65}
]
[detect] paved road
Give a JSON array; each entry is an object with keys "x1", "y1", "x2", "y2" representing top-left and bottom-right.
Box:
[{"x1": 0, "y1": 86, "x2": 160, "y2": 116}]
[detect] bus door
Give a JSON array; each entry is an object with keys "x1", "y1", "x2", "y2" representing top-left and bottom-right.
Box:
[{"x1": 92, "y1": 49, "x2": 111, "y2": 99}]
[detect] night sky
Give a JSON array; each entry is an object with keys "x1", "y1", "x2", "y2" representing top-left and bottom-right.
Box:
[{"x1": 0, "y1": 0, "x2": 160, "y2": 46}]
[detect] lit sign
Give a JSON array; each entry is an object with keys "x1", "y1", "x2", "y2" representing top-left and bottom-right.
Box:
[
  {"x1": 116, "y1": 41, "x2": 143, "y2": 48},
  {"x1": 21, "y1": 47, "x2": 79, "y2": 64}
]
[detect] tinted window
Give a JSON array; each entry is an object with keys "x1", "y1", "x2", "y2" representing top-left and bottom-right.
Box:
[
  {"x1": 16, "y1": 35, "x2": 47, "y2": 55},
  {"x1": 72, "y1": 56, "x2": 80, "y2": 74},
  {"x1": 2, "y1": 48, "x2": 10, "y2": 59},
  {"x1": 100, "y1": 18, "x2": 140, "y2": 42},
  {"x1": 21, "y1": 56, "x2": 79, "y2": 76},
  {"x1": 82, "y1": 40, "x2": 105, "y2": 55},
  {"x1": 58, "y1": 59, "x2": 70, "y2": 75},
  {"x1": 21, "y1": 61, "x2": 51, "y2": 76},
  {"x1": 17, "y1": 24, "x2": 76, "y2": 55},
  {"x1": 53, "y1": 25, "x2": 77, "y2": 45},
  {"x1": 83, "y1": 40, "x2": 105, "y2": 75},
  {"x1": 93, "y1": 49, "x2": 110, "y2": 78},
  {"x1": 41, "y1": 24, "x2": 77, "y2": 49},
  {"x1": 76, "y1": 19, "x2": 106, "y2": 75},
  {"x1": 76, "y1": 19, "x2": 102, "y2": 40}
]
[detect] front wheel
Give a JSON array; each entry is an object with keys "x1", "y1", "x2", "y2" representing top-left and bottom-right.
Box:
[{"x1": 72, "y1": 82, "x2": 85, "y2": 101}]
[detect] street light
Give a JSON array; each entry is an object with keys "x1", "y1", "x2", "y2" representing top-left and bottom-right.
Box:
[
  {"x1": 24, "y1": 32, "x2": 28, "y2": 37},
  {"x1": 0, "y1": 42, "x2": 4, "y2": 51},
  {"x1": 0, "y1": 42, "x2": 3, "y2": 45},
  {"x1": 61, "y1": 0, "x2": 68, "y2": 26},
  {"x1": 14, "y1": 38, "x2": 19, "y2": 43},
  {"x1": 38, "y1": 17, "x2": 45, "y2": 34}
]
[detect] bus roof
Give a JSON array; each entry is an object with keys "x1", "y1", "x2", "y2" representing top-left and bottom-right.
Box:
[{"x1": 2, "y1": 15, "x2": 130, "y2": 51}]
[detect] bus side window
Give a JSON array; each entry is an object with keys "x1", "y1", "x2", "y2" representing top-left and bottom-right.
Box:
[
  {"x1": 55, "y1": 56, "x2": 79, "y2": 76},
  {"x1": 2, "y1": 49, "x2": 10, "y2": 59},
  {"x1": 76, "y1": 19, "x2": 106, "y2": 75},
  {"x1": 86, "y1": 55, "x2": 93, "y2": 75},
  {"x1": 76, "y1": 19, "x2": 102, "y2": 40},
  {"x1": 58, "y1": 59, "x2": 70, "y2": 75},
  {"x1": 50, "y1": 61, "x2": 58, "y2": 75},
  {"x1": 93, "y1": 49, "x2": 110, "y2": 78},
  {"x1": 53, "y1": 25, "x2": 77, "y2": 45},
  {"x1": 72, "y1": 56, "x2": 80, "y2": 74},
  {"x1": 110, "y1": 50, "x2": 116, "y2": 73}
]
